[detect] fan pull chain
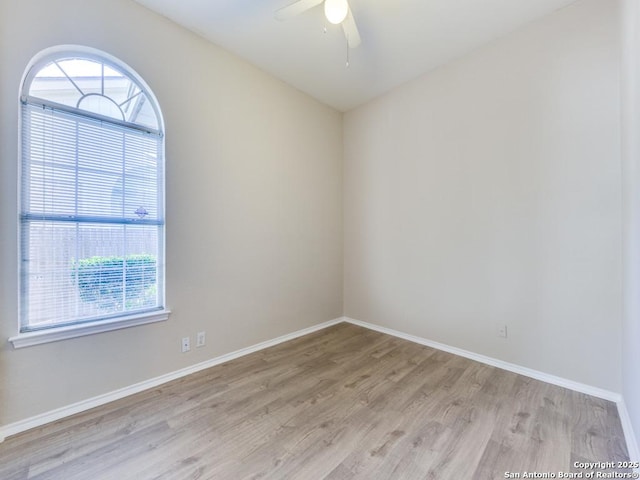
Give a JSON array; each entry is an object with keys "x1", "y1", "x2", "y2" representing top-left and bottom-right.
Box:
[
  {"x1": 346, "y1": 34, "x2": 350, "y2": 68},
  {"x1": 322, "y1": 22, "x2": 350, "y2": 68}
]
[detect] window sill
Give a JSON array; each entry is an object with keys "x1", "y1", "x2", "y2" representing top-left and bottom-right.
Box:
[{"x1": 8, "y1": 309, "x2": 171, "y2": 349}]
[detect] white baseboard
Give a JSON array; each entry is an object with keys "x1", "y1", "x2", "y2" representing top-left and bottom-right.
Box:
[
  {"x1": 0, "y1": 317, "x2": 343, "y2": 442},
  {"x1": 343, "y1": 317, "x2": 640, "y2": 461},
  {"x1": 617, "y1": 398, "x2": 640, "y2": 465}
]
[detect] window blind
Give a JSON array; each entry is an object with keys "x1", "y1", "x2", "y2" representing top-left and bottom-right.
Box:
[{"x1": 20, "y1": 102, "x2": 165, "y2": 331}]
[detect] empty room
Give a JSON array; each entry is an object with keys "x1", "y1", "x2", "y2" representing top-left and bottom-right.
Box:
[{"x1": 1, "y1": 0, "x2": 639, "y2": 478}]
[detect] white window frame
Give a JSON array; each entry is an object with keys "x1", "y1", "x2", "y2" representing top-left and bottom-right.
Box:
[{"x1": 9, "y1": 45, "x2": 169, "y2": 349}]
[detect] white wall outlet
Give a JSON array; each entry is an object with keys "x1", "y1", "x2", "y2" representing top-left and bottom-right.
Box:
[
  {"x1": 181, "y1": 336, "x2": 190, "y2": 352},
  {"x1": 497, "y1": 325, "x2": 508, "y2": 338},
  {"x1": 196, "y1": 331, "x2": 206, "y2": 347}
]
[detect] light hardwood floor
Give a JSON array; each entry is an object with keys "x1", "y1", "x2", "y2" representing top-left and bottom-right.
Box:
[{"x1": 0, "y1": 323, "x2": 630, "y2": 479}]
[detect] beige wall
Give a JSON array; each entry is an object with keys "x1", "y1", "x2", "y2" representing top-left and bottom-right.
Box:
[
  {"x1": 344, "y1": 0, "x2": 622, "y2": 391},
  {"x1": 621, "y1": 0, "x2": 640, "y2": 454},
  {"x1": 0, "y1": 0, "x2": 343, "y2": 425}
]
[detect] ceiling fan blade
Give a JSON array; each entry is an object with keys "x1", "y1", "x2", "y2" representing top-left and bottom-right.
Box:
[
  {"x1": 342, "y1": 7, "x2": 361, "y2": 48},
  {"x1": 275, "y1": 0, "x2": 324, "y2": 21}
]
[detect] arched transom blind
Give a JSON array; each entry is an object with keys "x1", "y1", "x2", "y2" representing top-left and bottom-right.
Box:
[{"x1": 20, "y1": 52, "x2": 165, "y2": 331}]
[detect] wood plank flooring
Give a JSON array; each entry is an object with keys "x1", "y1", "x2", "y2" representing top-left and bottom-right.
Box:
[{"x1": 0, "y1": 323, "x2": 630, "y2": 479}]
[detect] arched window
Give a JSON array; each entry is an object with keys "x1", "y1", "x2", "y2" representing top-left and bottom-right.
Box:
[{"x1": 14, "y1": 46, "x2": 167, "y2": 346}]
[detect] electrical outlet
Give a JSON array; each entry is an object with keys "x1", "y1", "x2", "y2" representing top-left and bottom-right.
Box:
[
  {"x1": 181, "y1": 336, "x2": 190, "y2": 352},
  {"x1": 196, "y1": 331, "x2": 206, "y2": 347},
  {"x1": 497, "y1": 325, "x2": 508, "y2": 338}
]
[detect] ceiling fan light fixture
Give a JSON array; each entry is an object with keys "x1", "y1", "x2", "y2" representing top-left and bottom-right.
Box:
[{"x1": 324, "y1": 0, "x2": 349, "y2": 24}]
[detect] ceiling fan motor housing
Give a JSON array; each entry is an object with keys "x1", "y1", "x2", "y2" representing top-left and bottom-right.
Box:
[{"x1": 324, "y1": 0, "x2": 349, "y2": 24}]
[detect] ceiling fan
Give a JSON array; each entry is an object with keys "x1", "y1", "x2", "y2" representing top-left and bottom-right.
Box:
[{"x1": 275, "y1": 0, "x2": 362, "y2": 49}]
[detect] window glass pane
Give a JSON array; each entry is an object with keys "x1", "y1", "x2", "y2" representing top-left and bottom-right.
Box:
[
  {"x1": 76, "y1": 120, "x2": 125, "y2": 175},
  {"x1": 127, "y1": 96, "x2": 158, "y2": 130},
  {"x1": 28, "y1": 161, "x2": 76, "y2": 216},
  {"x1": 78, "y1": 95, "x2": 124, "y2": 120},
  {"x1": 30, "y1": 61, "x2": 82, "y2": 109},
  {"x1": 77, "y1": 170, "x2": 122, "y2": 217},
  {"x1": 28, "y1": 57, "x2": 159, "y2": 130},
  {"x1": 23, "y1": 221, "x2": 79, "y2": 328},
  {"x1": 104, "y1": 65, "x2": 140, "y2": 106},
  {"x1": 58, "y1": 59, "x2": 103, "y2": 97},
  {"x1": 23, "y1": 221, "x2": 160, "y2": 329}
]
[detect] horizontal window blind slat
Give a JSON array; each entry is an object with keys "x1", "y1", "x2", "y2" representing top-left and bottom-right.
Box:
[{"x1": 21, "y1": 214, "x2": 164, "y2": 225}]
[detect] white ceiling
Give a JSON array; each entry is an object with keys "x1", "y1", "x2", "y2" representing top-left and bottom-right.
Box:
[{"x1": 133, "y1": 0, "x2": 578, "y2": 112}]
